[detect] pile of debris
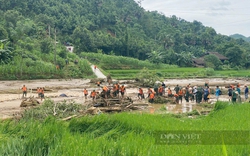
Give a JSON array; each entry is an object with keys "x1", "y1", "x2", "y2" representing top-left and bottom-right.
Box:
[
  {"x1": 20, "y1": 97, "x2": 40, "y2": 107},
  {"x1": 153, "y1": 96, "x2": 172, "y2": 104},
  {"x1": 86, "y1": 97, "x2": 136, "y2": 114}
]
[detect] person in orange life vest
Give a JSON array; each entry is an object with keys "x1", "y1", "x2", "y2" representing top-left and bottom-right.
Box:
[
  {"x1": 112, "y1": 83, "x2": 119, "y2": 97},
  {"x1": 120, "y1": 85, "x2": 126, "y2": 98},
  {"x1": 83, "y1": 88, "x2": 88, "y2": 99},
  {"x1": 115, "y1": 83, "x2": 120, "y2": 96},
  {"x1": 138, "y1": 88, "x2": 144, "y2": 100},
  {"x1": 102, "y1": 86, "x2": 108, "y2": 98},
  {"x1": 149, "y1": 92, "x2": 155, "y2": 103},
  {"x1": 174, "y1": 93, "x2": 179, "y2": 104},
  {"x1": 158, "y1": 86, "x2": 163, "y2": 96},
  {"x1": 178, "y1": 88, "x2": 183, "y2": 104},
  {"x1": 91, "y1": 90, "x2": 96, "y2": 101},
  {"x1": 21, "y1": 85, "x2": 27, "y2": 98},
  {"x1": 38, "y1": 87, "x2": 44, "y2": 98},
  {"x1": 167, "y1": 87, "x2": 172, "y2": 97},
  {"x1": 94, "y1": 65, "x2": 97, "y2": 70},
  {"x1": 147, "y1": 88, "x2": 153, "y2": 98},
  {"x1": 230, "y1": 84, "x2": 235, "y2": 90},
  {"x1": 96, "y1": 81, "x2": 101, "y2": 87}
]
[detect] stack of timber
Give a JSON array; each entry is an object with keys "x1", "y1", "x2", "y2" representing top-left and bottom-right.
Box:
[
  {"x1": 20, "y1": 97, "x2": 40, "y2": 107},
  {"x1": 86, "y1": 97, "x2": 138, "y2": 114}
]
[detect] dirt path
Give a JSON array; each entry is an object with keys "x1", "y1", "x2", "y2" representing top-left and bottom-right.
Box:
[{"x1": 91, "y1": 65, "x2": 106, "y2": 79}]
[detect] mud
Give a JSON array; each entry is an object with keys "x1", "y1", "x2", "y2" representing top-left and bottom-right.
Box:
[{"x1": 0, "y1": 78, "x2": 249, "y2": 119}]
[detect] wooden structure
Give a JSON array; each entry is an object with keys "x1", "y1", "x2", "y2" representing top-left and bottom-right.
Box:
[
  {"x1": 86, "y1": 96, "x2": 135, "y2": 114},
  {"x1": 193, "y1": 52, "x2": 228, "y2": 67}
]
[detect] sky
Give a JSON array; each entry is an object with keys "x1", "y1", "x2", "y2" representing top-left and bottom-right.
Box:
[{"x1": 140, "y1": 0, "x2": 250, "y2": 37}]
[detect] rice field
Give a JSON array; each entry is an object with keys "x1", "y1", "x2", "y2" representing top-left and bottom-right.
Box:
[
  {"x1": 0, "y1": 102, "x2": 249, "y2": 156},
  {"x1": 105, "y1": 68, "x2": 250, "y2": 79}
]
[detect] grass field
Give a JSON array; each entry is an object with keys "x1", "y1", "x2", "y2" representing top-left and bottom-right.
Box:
[
  {"x1": 0, "y1": 102, "x2": 249, "y2": 156},
  {"x1": 104, "y1": 68, "x2": 250, "y2": 79}
]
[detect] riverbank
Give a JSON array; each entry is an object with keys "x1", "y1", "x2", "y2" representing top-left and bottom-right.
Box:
[{"x1": 0, "y1": 78, "x2": 249, "y2": 119}]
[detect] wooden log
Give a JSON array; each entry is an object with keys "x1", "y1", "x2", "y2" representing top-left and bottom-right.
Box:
[
  {"x1": 125, "y1": 104, "x2": 133, "y2": 108},
  {"x1": 196, "y1": 109, "x2": 202, "y2": 115},
  {"x1": 62, "y1": 115, "x2": 78, "y2": 121},
  {"x1": 132, "y1": 103, "x2": 149, "y2": 106},
  {"x1": 107, "y1": 99, "x2": 120, "y2": 101},
  {"x1": 130, "y1": 106, "x2": 141, "y2": 110},
  {"x1": 86, "y1": 106, "x2": 122, "y2": 114},
  {"x1": 98, "y1": 107, "x2": 122, "y2": 112}
]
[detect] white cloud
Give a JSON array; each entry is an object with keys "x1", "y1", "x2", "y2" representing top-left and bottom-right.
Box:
[{"x1": 140, "y1": 0, "x2": 250, "y2": 36}]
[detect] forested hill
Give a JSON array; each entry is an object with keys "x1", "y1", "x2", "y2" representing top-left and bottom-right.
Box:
[
  {"x1": 230, "y1": 34, "x2": 250, "y2": 42},
  {"x1": 0, "y1": 0, "x2": 250, "y2": 68}
]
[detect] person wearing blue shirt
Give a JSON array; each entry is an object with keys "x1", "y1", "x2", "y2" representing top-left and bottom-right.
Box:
[
  {"x1": 245, "y1": 85, "x2": 249, "y2": 101},
  {"x1": 215, "y1": 86, "x2": 221, "y2": 101}
]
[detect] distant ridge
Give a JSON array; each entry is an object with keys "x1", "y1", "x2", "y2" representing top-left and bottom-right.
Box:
[{"x1": 230, "y1": 34, "x2": 250, "y2": 42}]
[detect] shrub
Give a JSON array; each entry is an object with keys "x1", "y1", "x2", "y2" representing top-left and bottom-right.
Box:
[
  {"x1": 213, "y1": 101, "x2": 229, "y2": 111},
  {"x1": 204, "y1": 68, "x2": 215, "y2": 76}
]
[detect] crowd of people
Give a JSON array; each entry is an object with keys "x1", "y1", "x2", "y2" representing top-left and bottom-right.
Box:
[
  {"x1": 162, "y1": 82, "x2": 248, "y2": 104},
  {"x1": 21, "y1": 81, "x2": 249, "y2": 104},
  {"x1": 85, "y1": 81, "x2": 249, "y2": 104},
  {"x1": 86, "y1": 82, "x2": 127, "y2": 101},
  {"x1": 21, "y1": 85, "x2": 45, "y2": 101}
]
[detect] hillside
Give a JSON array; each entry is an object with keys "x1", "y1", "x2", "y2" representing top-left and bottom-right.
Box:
[
  {"x1": 0, "y1": 0, "x2": 250, "y2": 78},
  {"x1": 230, "y1": 34, "x2": 250, "y2": 42}
]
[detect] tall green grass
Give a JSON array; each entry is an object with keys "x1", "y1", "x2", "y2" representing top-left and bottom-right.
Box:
[
  {"x1": 0, "y1": 102, "x2": 249, "y2": 156},
  {"x1": 80, "y1": 52, "x2": 177, "y2": 70}
]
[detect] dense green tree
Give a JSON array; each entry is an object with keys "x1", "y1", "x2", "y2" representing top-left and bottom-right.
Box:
[
  {"x1": 225, "y1": 46, "x2": 244, "y2": 66},
  {"x1": 0, "y1": 0, "x2": 250, "y2": 68},
  {"x1": 40, "y1": 38, "x2": 53, "y2": 54},
  {"x1": 147, "y1": 51, "x2": 163, "y2": 64},
  {"x1": 0, "y1": 26, "x2": 8, "y2": 39},
  {"x1": 0, "y1": 39, "x2": 13, "y2": 64},
  {"x1": 204, "y1": 54, "x2": 222, "y2": 69}
]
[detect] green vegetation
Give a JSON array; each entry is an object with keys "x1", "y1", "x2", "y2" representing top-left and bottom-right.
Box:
[
  {"x1": 22, "y1": 99, "x2": 84, "y2": 120},
  {"x1": 106, "y1": 67, "x2": 250, "y2": 79},
  {"x1": 80, "y1": 52, "x2": 177, "y2": 70},
  {"x1": 204, "y1": 54, "x2": 222, "y2": 70},
  {"x1": 214, "y1": 70, "x2": 250, "y2": 77},
  {"x1": 0, "y1": 102, "x2": 249, "y2": 155},
  {"x1": 0, "y1": 0, "x2": 250, "y2": 80},
  {"x1": 230, "y1": 34, "x2": 250, "y2": 42},
  {"x1": 0, "y1": 51, "x2": 93, "y2": 80}
]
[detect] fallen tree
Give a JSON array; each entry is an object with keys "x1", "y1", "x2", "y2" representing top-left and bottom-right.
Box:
[{"x1": 20, "y1": 97, "x2": 40, "y2": 107}]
